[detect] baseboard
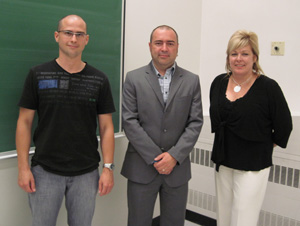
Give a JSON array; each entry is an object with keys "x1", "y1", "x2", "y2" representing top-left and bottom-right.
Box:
[
  {"x1": 152, "y1": 210, "x2": 216, "y2": 226},
  {"x1": 186, "y1": 210, "x2": 216, "y2": 226}
]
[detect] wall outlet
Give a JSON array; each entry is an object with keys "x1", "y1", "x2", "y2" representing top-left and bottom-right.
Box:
[{"x1": 271, "y1": 42, "x2": 285, "y2": 56}]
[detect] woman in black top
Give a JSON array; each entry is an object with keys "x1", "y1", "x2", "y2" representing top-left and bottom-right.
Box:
[{"x1": 210, "y1": 30, "x2": 292, "y2": 226}]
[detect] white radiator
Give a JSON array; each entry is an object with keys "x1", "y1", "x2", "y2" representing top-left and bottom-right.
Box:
[{"x1": 187, "y1": 116, "x2": 300, "y2": 226}]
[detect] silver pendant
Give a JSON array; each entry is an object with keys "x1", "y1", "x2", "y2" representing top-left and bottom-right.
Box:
[{"x1": 234, "y1": 85, "x2": 241, "y2": 93}]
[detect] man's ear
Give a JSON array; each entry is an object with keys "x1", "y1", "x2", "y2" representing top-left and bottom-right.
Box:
[{"x1": 54, "y1": 31, "x2": 59, "y2": 43}]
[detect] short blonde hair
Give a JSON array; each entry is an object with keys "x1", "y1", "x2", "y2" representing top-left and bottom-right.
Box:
[{"x1": 225, "y1": 30, "x2": 264, "y2": 76}]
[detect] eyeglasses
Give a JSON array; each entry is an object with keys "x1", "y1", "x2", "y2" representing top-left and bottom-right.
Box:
[{"x1": 58, "y1": 30, "x2": 87, "y2": 39}]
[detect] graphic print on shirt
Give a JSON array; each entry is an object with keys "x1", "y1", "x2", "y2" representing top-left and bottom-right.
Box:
[
  {"x1": 37, "y1": 71, "x2": 103, "y2": 107},
  {"x1": 38, "y1": 80, "x2": 58, "y2": 89}
]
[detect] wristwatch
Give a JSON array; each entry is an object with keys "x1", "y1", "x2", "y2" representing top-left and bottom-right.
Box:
[{"x1": 103, "y1": 163, "x2": 115, "y2": 171}]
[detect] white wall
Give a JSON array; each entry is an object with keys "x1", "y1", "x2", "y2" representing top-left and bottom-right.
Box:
[
  {"x1": 199, "y1": 0, "x2": 300, "y2": 115},
  {"x1": 0, "y1": 136, "x2": 129, "y2": 226},
  {"x1": 123, "y1": 0, "x2": 203, "y2": 220},
  {"x1": 125, "y1": 0, "x2": 300, "y2": 224},
  {"x1": 1, "y1": 0, "x2": 299, "y2": 225},
  {"x1": 124, "y1": 0, "x2": 202, "y2": 76},
  {"x1": 124, "y1": 0, "x2": 300, "y2": 115},
  {"x1": 192, "y1": 1, "x2": 300, "y2": 224}
]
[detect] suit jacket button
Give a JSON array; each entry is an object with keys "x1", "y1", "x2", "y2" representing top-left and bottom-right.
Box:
[{"x1": 163, "y1": 129, "x2": 167, "y2": 133}]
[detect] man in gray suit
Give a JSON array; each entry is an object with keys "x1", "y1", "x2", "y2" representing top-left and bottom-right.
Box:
[{"x1": 121, "y1": 25, "x2": 203, "y2": 226}]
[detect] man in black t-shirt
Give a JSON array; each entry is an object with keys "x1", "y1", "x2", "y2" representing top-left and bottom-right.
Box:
[{"x1": 16, "y1": 15, "x2": 115, "y2": 226}]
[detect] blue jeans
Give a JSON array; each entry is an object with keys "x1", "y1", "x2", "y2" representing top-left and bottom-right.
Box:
[{"x1": 29, "y1": 165, "x2": 99, "y2": 226}]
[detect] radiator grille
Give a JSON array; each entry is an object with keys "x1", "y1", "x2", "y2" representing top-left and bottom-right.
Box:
[
  {"x1": 269, "y1": 164, "x2": 300, "y2": 189},
  {"x1": 190, "y1": 148, "x2": 300, "y2": 189},
  {"x1": 188, "y1": 188, "x2": 300, "y2": 226},
  {"x1": 188, "y1": 188, "x2": 216, "y2": 213},
  {"x1": 258, "y1": 210, "x2": 300, "y2": 226}
]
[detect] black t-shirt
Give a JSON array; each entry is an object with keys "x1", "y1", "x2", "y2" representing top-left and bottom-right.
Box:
[
  {"x1": 210, "y1": 74, "x2": 292, "y2": 171},
  {"x1": 18, "y1": 60, "x2": 115, "y2": 176}
]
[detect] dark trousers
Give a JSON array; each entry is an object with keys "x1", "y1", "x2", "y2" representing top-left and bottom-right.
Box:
[{"x1": 127, "y1": 175, "x2": 188, "y2": 226}]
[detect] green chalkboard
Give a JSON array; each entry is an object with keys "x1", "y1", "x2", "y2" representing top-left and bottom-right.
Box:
[{"x1": 0, "y1": 0, "x2": 122, "y2": 153}]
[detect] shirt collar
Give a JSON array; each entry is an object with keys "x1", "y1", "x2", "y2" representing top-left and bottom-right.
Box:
[{"x1": 152, "y1": 62, "x2": 176, "y2": 78}]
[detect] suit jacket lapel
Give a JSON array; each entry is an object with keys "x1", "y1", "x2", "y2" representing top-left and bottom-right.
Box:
[
  {"x1": 166, "y1": 67, "x2": 184, "y2": 110},
  {"x1": 144, "y1": 63, "x2": 165, "y2": 107}
]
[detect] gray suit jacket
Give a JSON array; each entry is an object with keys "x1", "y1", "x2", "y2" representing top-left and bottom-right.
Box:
[{"x1": 121, "y1": 62, "x2": 203, "y2": 187}]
